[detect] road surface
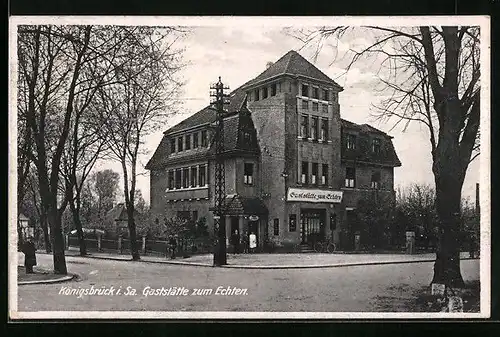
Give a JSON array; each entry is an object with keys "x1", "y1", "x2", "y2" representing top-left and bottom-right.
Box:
[{"x1": 16, "y1": 253, "x2": 479, "y2": 313}]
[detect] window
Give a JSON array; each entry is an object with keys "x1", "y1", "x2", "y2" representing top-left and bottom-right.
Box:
[
  {"x1": 185, "y1": 134, "x2": 191, "y2": 150},
  {"x1": 170, "y1": 138, "x2": 176, "y2": 153},
  {"x1": 313, "y1": 87, "x2": 319, "y2": 99},
  {"x1": 199, "y1": 164, "x2": 206, "y2": 186},
  {"x1": 177, "y1": 211, "x2": 191, "y2": 221},
  {"x1": 371, "y1": 171, "x2": 381, "y2": 189},
  {"x1": 322, "y1": 89, "x2": 329, "y2": 101},
  {"x1": 289, "y1": 214, "x2": 297, "y2": 232},
  {"x1": 271, "y1": 83, "x2": 277, "y2": 96},
  {"x1": 201, "y1": 130, "x2": 208, "y2": 147},
  {"x1": 273, "y1": 219, "x2": 279, "y2": 236},
  {"x1": 177, "y1": 137, "x2": 183, "y2": 152},
  {"x1": 183, "y1": 168, "x2": 190, "y2": 188},
  {"x1": 332, "y1": 92, "x2": 338, "y2": 102},
  {"x1": 372, "y1": 138, "x2": 381, "y2": 154},
  {"x1": 301, "y1": 99, "x2": 309, "y2": 110},
  {"x1": 244, "y1": 163, "x2": 254, "y2": 185},
  {"x1": 168, "y1": 170, "x2": 174, "y2": 189},
  {"x1": 322, "y1": 103, "x2": 328, "y2": 114},
  {"x1": 322, "y1": 164, "x2": 328, "y2": 185},
  {"x1": 192, "y1": 211, "x2": 198, "y2": 221},
  {"x1": 311, "y1": 163, "x2": 318, "y2": 185},
  {"x1": 311, "y1": 117, "x2": 318, "y2": 140},
  {"x1": 300, "y1": 115, "x2": 309, "y2": 138},
  {"x1": 191, "y1": 167, "x2": 198, "y2": 187},
  {"x1": 175, "y1": 169, "x2": 182, "y2": 189},
  {"x1": 345, "y1": 167, "x2": 355, "y2": 188},
  {"x1": 241, "y1": 130, "x2": 251, "y2": 144},
  {"x1": 254, "y1": 89, "x2": 260, "y2": 101},
  {"x1": 301, "y1": 84, "x2": 309, "y2": 97},
  {"x1": 320, "y1": 118, "x2": 328, "y2": 141},
  {"x1": 346, "y1": 134, "x2": 357, "y2": 150},
  {"x1": 262, "y1": 87, "x2": 268, "y2": 99},
  {"x1": 193, "y1": 133, "x2": 199, "y2": 148},
  {"x1": 301, "y1": 161, "x2": 309, "y2": 184},
  {"x1": 312, "y1": 102, "x2": 319, "y2": 111}
]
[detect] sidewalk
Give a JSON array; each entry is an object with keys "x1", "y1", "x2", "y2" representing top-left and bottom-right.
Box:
[{"x1": 59, "y1": 249, "x2": 476, "y2": 269}]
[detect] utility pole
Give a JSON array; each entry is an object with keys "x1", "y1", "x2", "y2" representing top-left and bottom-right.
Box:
[{"x1": 210, "y1": 77, "x2": 230, "y2": 266}]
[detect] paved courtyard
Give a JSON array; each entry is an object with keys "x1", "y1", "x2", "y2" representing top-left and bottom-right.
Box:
[{"x1": 15, "y1": 252, "x2": 480, "y2": 315}]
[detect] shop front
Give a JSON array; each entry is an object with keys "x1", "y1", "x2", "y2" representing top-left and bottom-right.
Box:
[{"x1": 287, "y1": 188, "x2": 343, "y2": 245}]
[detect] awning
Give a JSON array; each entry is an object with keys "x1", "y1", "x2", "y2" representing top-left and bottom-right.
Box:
[{"x1": 210, "y1": 195, "x2": 268, "y2": 216}]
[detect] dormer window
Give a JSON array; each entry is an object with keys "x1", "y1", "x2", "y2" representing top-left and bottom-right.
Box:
[
  {"x1": 271, "y1": 83, "x2": 277, "y2": 96},
  {"x1": 312, "y1": 87, "x2": 319, "y2": 99},
  {"x1": 322, "y1": 89, "x2": 329, "y2": 101},
  {"x1": 372, "y1": 138, "x2": 381, "y2": 154},
  {"x1": 262, "y1": 87, "x2": 268, "y2": 99},
  {"x1": 177, "y1": 137, "x2": 184, "y2": 152},
  {"x1": 346, "y1": 134, "x2": 356, "y2": 150},
  {"x1": 241, "y1": 129, "x2": 251, "y2": 144},
  {"x1": 193, "y1": 133, "x2": 199, "y2": 148},
  {"x1": 301, "y1": 84, "x2": 309, "y2": 97},
  {"x1": 201, "y1": 130, "x2": 208, "y2": 147}
]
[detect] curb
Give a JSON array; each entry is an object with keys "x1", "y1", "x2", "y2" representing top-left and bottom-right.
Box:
[
  {"x1": 59, "y1": 252, "x2": 479, "y2": 270},
  {"x1": 18, "y1": 267, "x2": 77, "y2": 285}
]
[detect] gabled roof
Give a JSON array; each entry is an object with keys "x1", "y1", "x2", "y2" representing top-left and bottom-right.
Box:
[
  {"x1": 340, "y1": 119, "x2": 391, "y2": 138},
  {"x1": 146, "y1": 100, "x2": 260, "y2": 170},
  {"x1": 341, "y1": 119, "x2": 401, "y2": 167},
  {"x1": 242, "y1": 50, "x2": 343, "y2": 90},
  {"x1": 106, "y1": 203, "x2": 141, "y2": 222}
]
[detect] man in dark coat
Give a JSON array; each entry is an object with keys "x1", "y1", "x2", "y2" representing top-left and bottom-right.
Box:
[
  {"x1": 168, "y1": 235, "x2": 177, "y2": 259},
  {"x1": 22, "y1": 237, "x2": 37, "y2": 273}
]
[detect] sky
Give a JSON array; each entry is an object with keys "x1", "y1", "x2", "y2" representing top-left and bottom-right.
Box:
[{"x1": 96, "y1": 24, "x2": 480, "y2": 205}]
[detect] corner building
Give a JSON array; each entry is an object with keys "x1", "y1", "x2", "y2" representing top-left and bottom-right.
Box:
[{"x1": 146, "y1": 50, "x2": 401, "y2": 249}]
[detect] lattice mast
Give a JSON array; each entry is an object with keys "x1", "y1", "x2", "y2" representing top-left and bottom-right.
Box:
[{"x1": 210, "y1": 77, "x2": 230, "y2": 266}]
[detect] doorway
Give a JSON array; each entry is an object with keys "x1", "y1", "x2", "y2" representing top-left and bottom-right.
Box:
[{"x1": 300, "y1": 209, "x2": 326, "y2": 244}]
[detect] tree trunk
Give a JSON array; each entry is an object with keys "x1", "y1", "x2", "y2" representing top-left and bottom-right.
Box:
[
  {"x1": 48, "y1": 207, "x2": 68, "y2": 275},
  {"x1": 70, "y1": 200, "x2": 87, "y2": 256},
  {"x1": 40, "y1": 211, "x2": 51, "y2": 253},
  {"x1": 126, "y1": 204, "x2": 140, "y2": 261},
  {"x1": 431, "y1": 167, "x2": 465, "y2": 288}
]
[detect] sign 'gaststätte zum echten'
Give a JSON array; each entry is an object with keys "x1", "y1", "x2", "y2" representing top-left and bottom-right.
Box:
[{"x1": 286, "y1": 188, "x2": 343, "y2": 203}]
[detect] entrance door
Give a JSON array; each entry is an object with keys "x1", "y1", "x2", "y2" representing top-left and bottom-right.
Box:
[
  {"x1": 301, "y1": 209, "x2": 326, "y2": 244},
  {"x1": 230, "y1": 216, "x2": 239, "y2": 235}
]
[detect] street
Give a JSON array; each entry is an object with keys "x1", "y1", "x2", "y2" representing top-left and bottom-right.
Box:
[{"x1": 16, "y1": 253, "x2": 480, "y2": 312}]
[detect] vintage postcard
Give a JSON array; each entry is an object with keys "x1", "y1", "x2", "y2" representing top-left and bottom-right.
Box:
[{"x1": 8, "y1": 16, "x2": 490, "y2": 320}]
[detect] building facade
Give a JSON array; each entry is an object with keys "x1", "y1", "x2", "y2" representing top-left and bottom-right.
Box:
[{"x1": 146, "y1": 50, "x2": 401, "y2": 249}]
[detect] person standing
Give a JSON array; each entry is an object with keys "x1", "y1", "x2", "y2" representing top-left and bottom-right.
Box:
[
  {"x1": 231, "y1": 229, "x2": 240, "y2": 254},
  {"x1": 22, "y1": 237, "x2": 37, "y2": 274},
  {"x1": 242, "y1": 230, "x2": 249, "y2": 254},
  {"x1": 249, "y1": 232, "x2": 257, "y2": 254},
  {"x1": 168, "y1": 234, "x2": 177, "y2": 259}
]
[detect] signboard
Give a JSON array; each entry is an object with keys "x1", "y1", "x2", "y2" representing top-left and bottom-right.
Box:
[
  {"x1": 248, "y1": 215, "x2": 259, "y2": 221},
  {"x1": 287, "y1": 188, "x2": 343, "y2": 203}
]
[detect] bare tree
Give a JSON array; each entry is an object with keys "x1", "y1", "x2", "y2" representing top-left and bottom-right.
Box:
[
  {"x1": 292, "y1": 26, "x2": 480, "y2": 287},
  {"x1": 17, "y1": 25, "x2": 147, "y2": 273},
  {"x1": 95, "y1": 26, "x2": 185, "y2": 260}
]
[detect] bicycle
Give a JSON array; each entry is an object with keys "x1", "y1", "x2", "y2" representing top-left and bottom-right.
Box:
[{"x1": 313, "y1": 239, "x2": 336, "y2": 253}]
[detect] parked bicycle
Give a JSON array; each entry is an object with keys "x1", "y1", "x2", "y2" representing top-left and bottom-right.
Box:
[{"x1": 313, "y1": 239, "x2": 336, "y2": 253}]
